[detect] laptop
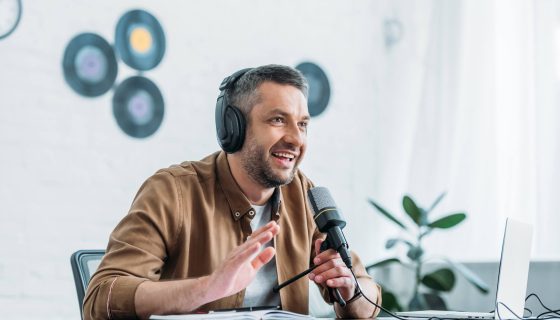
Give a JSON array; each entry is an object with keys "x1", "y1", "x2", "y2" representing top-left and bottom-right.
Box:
[{"x1": 396, "y1": 218, "x2": 533, "y2": 320}]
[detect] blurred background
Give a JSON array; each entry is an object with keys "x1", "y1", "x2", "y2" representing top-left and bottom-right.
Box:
[{"x1": 1, "y1": 0, "x2": 560, "y2": 318}]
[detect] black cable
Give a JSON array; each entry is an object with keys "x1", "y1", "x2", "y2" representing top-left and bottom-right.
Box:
[
  {"x1": 538, "y1": 310, "x2": 560, "y2": 319},
  {"x1": 524, "y1": 293, "x2": 560, "y2": 319},
  {"x1": 348, "y1": 268, "x2": 446, "y2": 320},
  {"x1": 348, "y1": 268, "x2": 410, "y2": 320},
  {"x1": 495, "y1": 301, "x2": 525, "y2": 320},
  {"x1": 345, "y1": 274, "x2": 560, "y2": 320},
  {"x1": 494, "y1": 293, "x2": 560, "y2": 320}
]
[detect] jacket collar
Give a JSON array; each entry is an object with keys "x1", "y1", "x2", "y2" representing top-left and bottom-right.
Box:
[{"x1": 215, "y1": 151, "x2": 282, "y2": 221}]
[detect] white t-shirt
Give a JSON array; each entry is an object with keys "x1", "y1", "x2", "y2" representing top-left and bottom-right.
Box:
[{"x1": 242, "y1": 202, "x2": 281, "y2": 307}]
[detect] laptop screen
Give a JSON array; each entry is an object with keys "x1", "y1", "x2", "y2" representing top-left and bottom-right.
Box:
[{"x1": 494, "y1": 218, "x2": 533, "y2": 319}]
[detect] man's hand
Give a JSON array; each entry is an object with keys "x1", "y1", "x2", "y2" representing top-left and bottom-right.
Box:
[
  {"x1": 207, "y1": 221, "x2": 280, "y2": 300},
  {"x1": 135, "y1": 221, "x2": 280, "y2": 318},
  {"x1": 308, "y1": 238, "x2": 355, "y2": 301}
]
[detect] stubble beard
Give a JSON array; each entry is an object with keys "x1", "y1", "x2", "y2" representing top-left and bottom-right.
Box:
[{"x1": 240, "y1": 137, "x2": 298, "y2": 189}]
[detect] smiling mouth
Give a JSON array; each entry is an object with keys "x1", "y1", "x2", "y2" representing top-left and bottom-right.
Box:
[{"x1": 272, "y1": 152, "x2": 296, "y2": 162}]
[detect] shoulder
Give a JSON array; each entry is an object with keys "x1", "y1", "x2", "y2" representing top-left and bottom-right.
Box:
[
  {"x1": 159, "y1": 152, "x2": 220, "y2": 179},
  {"x1": 134, "y1": 152, "x2": 220, "y2": 205}
]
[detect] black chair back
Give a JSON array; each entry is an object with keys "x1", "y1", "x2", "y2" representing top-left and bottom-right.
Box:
[{"x1": 70, "y1": 249, "x2": 105, "y2": 319}]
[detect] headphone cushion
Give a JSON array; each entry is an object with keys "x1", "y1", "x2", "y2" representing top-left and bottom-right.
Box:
[{"x1": 221, "y1": 105, "x2": 246, "y2": 153}]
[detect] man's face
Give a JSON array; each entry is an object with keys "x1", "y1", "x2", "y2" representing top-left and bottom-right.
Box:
[{"x1": 239, "y1": 81, "x2": 310, "y2": 188}]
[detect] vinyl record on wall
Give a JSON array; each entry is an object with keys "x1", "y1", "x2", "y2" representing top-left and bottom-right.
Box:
[
  {"x1": 62, "y1": 33, "x2": 118, "y2": 97},
  {"x1": 115, "y1": 9, "x2": 165, "y2": 71},
  {"x1": 113, "y1": 76, "x2": 164, "y2": 138},
  {"x1": 0, "y1": 0, "x2": 22, "y2": 40},
  {"x1": 296, "y1": 62, "x2": 331, "y2": 117}
]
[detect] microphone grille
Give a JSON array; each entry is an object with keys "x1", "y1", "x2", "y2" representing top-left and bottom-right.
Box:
[{"x1": 307, "y1": 186, "x2": 337, "y2": 211}]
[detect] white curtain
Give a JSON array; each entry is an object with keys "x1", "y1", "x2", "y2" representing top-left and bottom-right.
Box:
[{"x1": 371, "y1": 0, "x2": 558, "y2": 261}]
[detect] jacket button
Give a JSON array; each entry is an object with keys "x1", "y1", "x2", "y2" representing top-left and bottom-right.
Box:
[
  {"x1": 234, "y1": 212, "x2": 240, "y2": 217},
  {"x1": 249, "y1": 210, "x2": 255, "y2": 216}
]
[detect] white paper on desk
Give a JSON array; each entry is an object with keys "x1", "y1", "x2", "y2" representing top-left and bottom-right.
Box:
[{"x1": 151, "y1": 309, "x2": 314, "y2": 320}]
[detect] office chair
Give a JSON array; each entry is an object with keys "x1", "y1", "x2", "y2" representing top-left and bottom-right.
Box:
[{"x1": 70, "y1": 249, "x2": 105, "y2": 319}]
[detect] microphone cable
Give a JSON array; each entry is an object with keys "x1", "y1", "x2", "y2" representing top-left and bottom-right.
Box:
[
  {"x1": 524, "y1": 293, "x2": 560, "y2": 319},
  {"x1": 348, "y1": 270, "x2": 560, "y2": 320},
  {"x1": 347, "y1": 268, "x2": 440, "y2": 320}
]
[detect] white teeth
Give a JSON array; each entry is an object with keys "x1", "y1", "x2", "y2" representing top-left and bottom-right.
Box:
[{"x1": 273, "y1": 152, "x2": 295, "y2": 159}]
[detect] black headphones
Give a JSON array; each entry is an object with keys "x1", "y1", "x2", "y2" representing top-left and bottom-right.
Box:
[{"x1": 215, "y1": 68, "x2": 253, "y2": 153}]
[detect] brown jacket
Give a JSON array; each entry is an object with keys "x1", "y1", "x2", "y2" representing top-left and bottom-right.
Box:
[{"x1": 83, "y1": 151, "x2": 380, "y2": 319}]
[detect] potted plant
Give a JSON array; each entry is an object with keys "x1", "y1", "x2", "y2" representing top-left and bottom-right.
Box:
[{"x1": 366, "y1": 193, "x2": 489, "y2": 311}]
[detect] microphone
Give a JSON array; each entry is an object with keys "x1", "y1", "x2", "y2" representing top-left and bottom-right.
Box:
[
  {"x1": 307, "y1": 187, "x2": 351, "y2": 307},
  {"x1": 272, "y1": 186, "x2": 352, "y2": 307},
  {"x1": 307, "y1": 187, "x2": 352, "y2": 269}
]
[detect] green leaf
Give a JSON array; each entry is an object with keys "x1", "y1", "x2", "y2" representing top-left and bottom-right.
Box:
[
  {"x1": 406, "y1": 246, "x2": 424, "y2": 261},
  {"x1": 428, "y1": 213, "x2": 466, "y2": 229},
  {"x1": 385, "y1": 239, "x2": 398, "y2": 249},
  {"x1": 385, "y1": 238, "x2": 414, "y2": 250},
  {"x1": 366, "y1": 258, "x2": 403, "y2": 270},
  {"x1": 403, "y1": 195, "x2": 423, "y2": 226},
  {"x1": 368, "y1": 198, "x2": 407, "y2": 230},
  {"x1": 426, "y1": 192, "x2": 447, "y2": 214},
  {"x1": 421, "y1": 268, "x2": 456, "y2": 292},
  {"x1": 443, "y1": 258, "x2": 490, "y2": 294},
  {"x1": 382, "y1": 290, "x2": 403, "y2": 312}
]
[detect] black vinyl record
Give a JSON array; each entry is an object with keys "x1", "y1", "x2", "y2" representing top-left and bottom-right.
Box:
[
  {"x1": 296, "y1": 62, "x2": 331, "y2": 117},
  {"x1": 112, "y1": 76, "x2": 164, "y2": 138},
  {"x1": 115, "y1": 9, "x2": 165, "y2": 71},
  {"x1": 62, "y1": 33, "x2": 118, "y2": 97}
]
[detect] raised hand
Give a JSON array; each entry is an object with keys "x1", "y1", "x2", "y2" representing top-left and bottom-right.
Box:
[{"x1": 207, "y1": 221, "x2": 280, "y2": 300}]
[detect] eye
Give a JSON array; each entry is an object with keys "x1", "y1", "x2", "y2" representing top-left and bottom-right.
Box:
[
  {"x1": 298, "y1": 121, "x2": 309, "y2": 131},
  {"x1": 271, "y1": 117, "x2": 284, "y2": 124}
]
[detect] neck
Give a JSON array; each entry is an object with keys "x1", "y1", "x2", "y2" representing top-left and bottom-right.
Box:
[{"x1": 227, "y1": 153, "x2": 274, "y2": 206}]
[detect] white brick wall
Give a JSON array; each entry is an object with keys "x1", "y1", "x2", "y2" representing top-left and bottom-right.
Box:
[{"x1": 0, "y1": 1, "x2": 387, "y2": 318}]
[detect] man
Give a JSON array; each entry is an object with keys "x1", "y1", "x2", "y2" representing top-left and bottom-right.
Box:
[{"x1": 83, "y1": 65, "x2": 381, "y2": 319}]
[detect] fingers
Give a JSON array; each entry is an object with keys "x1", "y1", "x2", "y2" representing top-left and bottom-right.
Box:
[
  {"x1": 313, "y1": 248, "x2": 341, "y2": 268},
  {"x1": 233, "y1": 242, "x2": 261, "y2": 264},
  {"x1": 247, "y1": 222, "x2": 280, "y2": 247},
  {"x1": 325, "y1": 276, "x2": 354, "y2": 288},
  {"x1": 311, "y1": 256, "x2": 345, "y2": 276},
  {"x1": 230, "y1": 222, "x2": 279, "y2": 256},
  {"x1": 230, "y1": 230, "x2": 272, "y2": 260},
  {"x1": 252, "y1": 221, "x2": 279, "y2": 240},
  {"x1": 310, "y1": 260, "x2": 352, "y2": 284},
  {"x1": 251, "y1": 247, "x2": 276, "y2": 270},
  {"x1": 313, "y1": 238, "x2": 343, "y2": 267}
]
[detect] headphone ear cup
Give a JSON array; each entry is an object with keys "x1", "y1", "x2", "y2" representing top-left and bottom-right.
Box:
[
  {"x1": 215, "y1": 67, "x2": 252, "y2": 153},
  {"x1": 221, "y1": 105, "x2": 246, "y2": 153},
  {"x1": 215, "y1": 93, "x2": 228, "y2": 142}
]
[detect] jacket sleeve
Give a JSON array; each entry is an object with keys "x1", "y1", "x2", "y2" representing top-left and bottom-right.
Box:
[{"x1": 83, "y1": 171, "x2": 183, "y2": 320}]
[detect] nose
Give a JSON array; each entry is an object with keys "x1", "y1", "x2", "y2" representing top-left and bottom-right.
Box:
[{"x1": 283, "y1": 121, "x2": 306, "y2": 148}]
